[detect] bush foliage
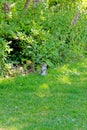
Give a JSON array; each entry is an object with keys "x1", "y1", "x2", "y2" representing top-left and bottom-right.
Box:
[{"x1": 0, "y1": 0, "x2": 87, "y2": 74}]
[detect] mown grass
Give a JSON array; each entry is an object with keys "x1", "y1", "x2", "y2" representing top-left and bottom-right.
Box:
[{"x1": 0, "y1": 59, "x2": 87, "y2": 130}]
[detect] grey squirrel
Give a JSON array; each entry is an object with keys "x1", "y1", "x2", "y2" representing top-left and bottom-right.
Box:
[{"x1": 41, "y1": 63, "x2": 47, "y2": 76}]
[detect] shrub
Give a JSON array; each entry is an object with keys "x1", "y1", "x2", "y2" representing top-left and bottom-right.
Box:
[
  {"x1": 0, "y1": 0, "x2": 87, "y2": 74},
  {"x1": 0, "y1": 38, "x2": 11, "y2": 75}
]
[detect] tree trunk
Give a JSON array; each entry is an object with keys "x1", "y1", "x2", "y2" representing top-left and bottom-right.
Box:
[
  {"x1": 24, "y1": 0, "x2": 30, "y2": 11},
  {"x1": 24, "y1": 0, "x2": 41, "y2": 11},
  {"x1": 2, "y1": 2, "x2": 10, "y2": 13}
]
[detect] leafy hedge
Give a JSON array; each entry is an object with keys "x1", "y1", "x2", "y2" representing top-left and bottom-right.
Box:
[{"x1": 0, "y1": 0, "x2": 87, "y2": 74}]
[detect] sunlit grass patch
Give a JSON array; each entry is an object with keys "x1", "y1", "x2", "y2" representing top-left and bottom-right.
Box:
[
  {"x1": 36, "y1": 83, "x2": 51, "y2": 98},
  {"x1": 57, "y1": 75, "x2": 71, "y2": 84}
]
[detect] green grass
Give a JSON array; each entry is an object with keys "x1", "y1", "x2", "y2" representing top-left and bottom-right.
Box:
[{"x1": 0, "y1": 59, "x2": 87, "y2": 130}]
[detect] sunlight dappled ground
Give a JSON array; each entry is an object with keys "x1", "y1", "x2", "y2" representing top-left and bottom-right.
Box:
[
  {"x1": 36, "y1": 83, "x2": 51, "y2": 98},
  {"x1": 53, "y1": 58, "x2": 87, "y2": 84}
]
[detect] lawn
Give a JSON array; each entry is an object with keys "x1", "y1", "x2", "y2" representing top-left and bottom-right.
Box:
[{"x1": 0, "y1": 59, "x2": 87, "y2": 130}]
